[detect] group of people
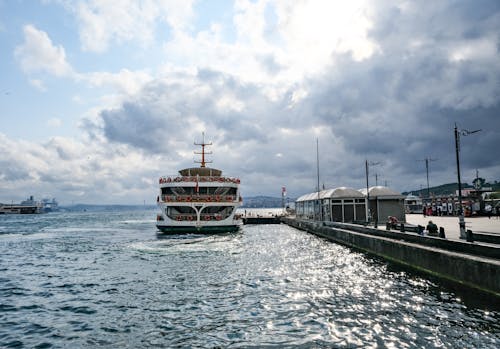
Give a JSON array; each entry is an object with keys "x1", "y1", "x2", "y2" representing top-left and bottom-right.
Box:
[
  {"x1": 423, "y1": 203, "x2": 500, "y2": 218},
  {"x1": 422, "y1": 203, "x2": 454, "y2": 217},
  {"x1": 484, "y1": 204, "x2": 500, "y2": 219}
]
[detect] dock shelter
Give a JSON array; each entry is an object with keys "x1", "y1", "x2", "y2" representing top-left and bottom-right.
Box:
[
  {"x1": 296, "y1": 187, "x2": 366, "y2": 223},
  {"x1": 359, "y1": 186, "x2": 406, "y2": 223}
]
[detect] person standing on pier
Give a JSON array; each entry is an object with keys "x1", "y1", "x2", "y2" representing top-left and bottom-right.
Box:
[{"x1": 485, "y1": 204, "x2": 492, "y2": 219}]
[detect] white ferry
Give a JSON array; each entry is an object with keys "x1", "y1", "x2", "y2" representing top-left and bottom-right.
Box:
[{"x1": 156, "y1": 135, "x2": 242, "y2": 234}]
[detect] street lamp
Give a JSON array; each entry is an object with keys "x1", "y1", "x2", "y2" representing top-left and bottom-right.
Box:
[
  {"x1": 454, "y1": 124, "x2": 481, "y2": 239},
  {"x1": 365, "y1": 160, "x2": 380, "y2": 224}
]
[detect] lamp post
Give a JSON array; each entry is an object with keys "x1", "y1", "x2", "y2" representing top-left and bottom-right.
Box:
[
  {"x1": 454, "y1": 124, "x2": 481, "y2": 239},
  {"x1": 365, "y1": 160, "x2": 380, "y2": 223}
]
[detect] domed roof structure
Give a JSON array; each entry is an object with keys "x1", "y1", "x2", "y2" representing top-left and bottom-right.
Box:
[
  {"x1": 358, "y1": 186, "x2": 404, "y2": 198},
  {"x1": 296, "y1": 187, "x2": 364, "y2": 202}
]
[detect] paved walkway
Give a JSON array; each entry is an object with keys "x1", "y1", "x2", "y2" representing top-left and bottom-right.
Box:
[{"x1": 405, "y1": 213, "x2": 500, "y2": 241}]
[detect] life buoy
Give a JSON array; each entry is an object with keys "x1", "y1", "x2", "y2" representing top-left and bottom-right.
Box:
[
  {"x1": 186, "y1": 196, "x2": 192, "y2": 202},
  {"x1": 206, "y1": 196, "x2": 211, "y2": 202},
  {"x1": 204, "y1": 215, "x2": 211, "y2": 221},
  {"x1": 187, "y1": 215, "x2": 194, "y2": 221},
  {"x1": 215, "y1": 195, "x2": 221, "y2": 202},
  {"x1": 176, "y1": 216, "x2": 182, "y2": 221},
  {"x1": 216, "y1": 215, "x2": 222, "y2": 221}
]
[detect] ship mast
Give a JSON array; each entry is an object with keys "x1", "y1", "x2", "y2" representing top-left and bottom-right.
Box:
[{"x1": 194, "y1": 132, "x2": 212, "y2": 168}]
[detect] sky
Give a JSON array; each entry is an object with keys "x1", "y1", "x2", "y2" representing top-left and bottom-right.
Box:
[{"x1": 1, "y1": 0, "x2": 499, "y2": 205}]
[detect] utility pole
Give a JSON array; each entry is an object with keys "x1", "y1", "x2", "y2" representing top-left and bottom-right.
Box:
[
  {"x1": 316, "y1": 138, "x2": 323, "y2": 221},
  {"x1": 417, "y1": 157, "x2": 437, "y2": 198},
  {"x1": 365, "y1": 160, "x2": 380, "y2": 223},
  {"x1": 454, "y1": 124, "x2": 481, "y2": 239}
]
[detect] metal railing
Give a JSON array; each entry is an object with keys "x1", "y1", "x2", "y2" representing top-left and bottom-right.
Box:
[
  {"x1": 161, "y1": 195, "x2": 240, "y2": 203},
  {"x1": 159, "y1": 176, "x2": 240, "y2": 184}
]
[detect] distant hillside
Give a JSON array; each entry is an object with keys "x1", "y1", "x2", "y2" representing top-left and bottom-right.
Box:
[
  {"x1": 62, "y1": 199, "x2": 292, "y2": 210},
  {"x1": 403, "y1": 181, "x2": 500, "y2": 197},
  {"x1": 61, "y1": 204, "x2": 157, "y2": 212},
  {"x1": 241, "y1": 196, "x2": 294, "y2": 208}
]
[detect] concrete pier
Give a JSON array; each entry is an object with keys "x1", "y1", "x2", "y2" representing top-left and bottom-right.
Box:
[
  {"x1": 282, "y1": 217, "x2": 500, "y2": 297},
  {"x1": 406, "y1": 213, "x2": 500, "y2": 244}
]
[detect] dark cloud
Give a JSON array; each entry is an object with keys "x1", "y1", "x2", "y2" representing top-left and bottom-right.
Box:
[
  {"x1": 94, "y1": 69, "x2": 280, "y2": 154},
  {"x1": 0, "y1": 162, "x2": 31, "y2": 181},
  {"x1": 89, "y1": 1, "x2": 500, "y2": 197},
  {"x1": 102, "y1": 102, "x2": 173, "y2": 153}
]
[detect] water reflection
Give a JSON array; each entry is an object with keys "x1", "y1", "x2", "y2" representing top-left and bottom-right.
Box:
[{"x1": 0, "y1": 211, "x2": 498, "y2": 348}]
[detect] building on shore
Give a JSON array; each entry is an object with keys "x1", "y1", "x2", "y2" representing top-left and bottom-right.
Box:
[
  {"x1": 296, "y1": 186, "x2": 405, "y2": 224},
  {"x1": 359, "y1": 186, "x2": 406, "y2": 223},
  {"x1": 296, "y1": 187, "x2": 366, "y2": 222}
]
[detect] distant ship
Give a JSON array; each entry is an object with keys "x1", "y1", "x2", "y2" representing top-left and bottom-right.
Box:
[
  {"x1": 156, "y1": 134, "x2": 242, "y2": 234},
  {"x1": 0, "y1": 196, "x2": 43, "y2": 214},
  {"x1": 41, "y1": 198, "x2": 59, "y2": 212}
]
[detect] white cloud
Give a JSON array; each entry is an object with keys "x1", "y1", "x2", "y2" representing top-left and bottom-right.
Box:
[
  {"x1": 14, "y1": 24, "x2": 74, "y2": 77},
  {"x1": 29, "y1": 79, "x2": 47, "y2": 92},
  {"x1": 274, "y1": 0, "x2": 378, "y2": 61},
  {"x1": 74, "y1": 0, "x2": 195, "y2": 52},
  {"x1": 83, "y1": 69, "x2": 153, "y2": 95},
  {"x1": 0, "y1": 132, "x2": 162, "y2": 204},
  {"x1": 14, "y1": 24, "x2": 153, "y2": 106}
]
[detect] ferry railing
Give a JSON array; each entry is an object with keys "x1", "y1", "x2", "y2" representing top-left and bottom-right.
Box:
[
  {"x1": 159, "y1": 176, "x2": 241, "y2": 184},
  {"x1": 171, "y1": 214, "x2": 227, "y2": 221},
  {"x1": 161, "y1": 195, "x2": 238, "y2": 203}
]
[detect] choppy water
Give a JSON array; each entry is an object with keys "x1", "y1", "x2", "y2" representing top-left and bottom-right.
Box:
[{"x1": 0, "y1": 209, "x2": 499, "y2": 348}]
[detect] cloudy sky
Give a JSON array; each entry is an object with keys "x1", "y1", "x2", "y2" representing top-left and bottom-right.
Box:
[{"x1": 1, "y1": 0, "x2": 499, "y2": 205}]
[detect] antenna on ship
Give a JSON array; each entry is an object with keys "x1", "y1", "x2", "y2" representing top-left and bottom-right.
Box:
[{"x1": 194, "y1": 132, "x2": 212, "y2": 168}]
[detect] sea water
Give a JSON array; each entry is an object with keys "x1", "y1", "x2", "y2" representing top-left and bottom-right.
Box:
[{"x1": 0, "y1": 209, "x2": 499, "y2": 348}]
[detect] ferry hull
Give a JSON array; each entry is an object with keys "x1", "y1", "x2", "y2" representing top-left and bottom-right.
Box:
[{"x1": 156, "y1": 224, "x2": 241, "y2": 234}]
